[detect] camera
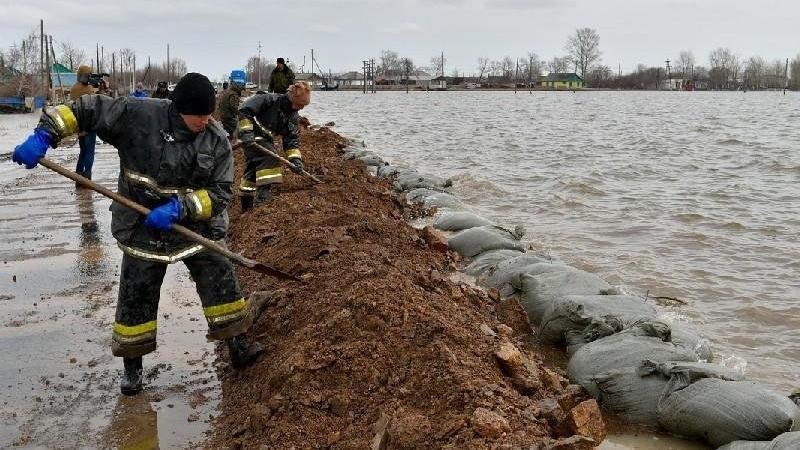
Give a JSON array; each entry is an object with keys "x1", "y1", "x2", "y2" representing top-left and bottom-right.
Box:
[{"x1": 88, "y1": 73, "x2": 110, "y2": 88}]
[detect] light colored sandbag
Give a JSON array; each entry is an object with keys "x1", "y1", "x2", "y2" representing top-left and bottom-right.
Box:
[
  {"x1": 482, "y1": 259, "x2": 570, "y2": 297},
  {"x1": 394, "y1": 171, "x2": 452, "y2": 191},
  {"x1": 658, "y1": 379, "x2": 800, "y2": 448},
  {"x1": 539, "y1": 294, "x2": 658, "y2": 344},
  {"x1": 447, "y1": 225, "x2": 525, "y2": 258},
  {"x1": 518, "y1": 268, "x2": 611, "y2": 325},
  {"x1": 567, "y1": 322, "x2": 701, "y2": 397},
  {"x1": 594, "y1": 359, "x2": 745, "y2": 426},
  {"x1": 433, "y1": 211, "x2": 493, "y2": 232},
  {"x1": 358, "y1": 154, "x2": 385, "y2": 166},
  {"x1": 464, "y1": 249, "x2": 525, "y2": 277}
]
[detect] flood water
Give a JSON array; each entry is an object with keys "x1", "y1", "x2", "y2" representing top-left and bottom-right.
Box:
[{"x1": 305, "y1": 90, "x2": 800, "y2": 392}]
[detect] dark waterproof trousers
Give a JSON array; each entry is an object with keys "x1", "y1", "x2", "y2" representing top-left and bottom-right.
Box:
[
  {"x1": 239, "y1": 135, "x2": 283, "y2": 197},
  {"x1": 111, "y1": 250, "x2": 252, "y2": 358}
]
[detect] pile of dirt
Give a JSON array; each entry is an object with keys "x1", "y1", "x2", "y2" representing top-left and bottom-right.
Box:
[{"x1": 208, "y1": 123, "x2": 605, "y2": 449}]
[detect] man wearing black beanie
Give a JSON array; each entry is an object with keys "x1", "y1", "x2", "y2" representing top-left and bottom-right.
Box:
[{"x1": 11, "y1": 72, "x2": 264, "y2": 396}]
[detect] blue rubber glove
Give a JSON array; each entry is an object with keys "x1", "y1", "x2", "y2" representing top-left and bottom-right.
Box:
[
  {"x1": 12, "y1": 128, "x2": 52, "y2": 169},
  {"x1": 144, "y1": 197, "x2": 182, "y2": 231}
]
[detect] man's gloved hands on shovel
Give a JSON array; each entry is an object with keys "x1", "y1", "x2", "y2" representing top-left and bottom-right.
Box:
[
  {"x1": 289, "y1": 158, "x2": 304, "y2": 175},
  {"x1": 144, "y1": 196, "x2": 182, "y2": 231},
  {"x1": 12, "y1": 128, "x2": 53, "y2": 169}
]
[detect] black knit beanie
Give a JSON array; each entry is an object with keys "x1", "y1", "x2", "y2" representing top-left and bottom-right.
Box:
[{"x1": 172, "y1": 73, "x2": 216, "y2": 115}]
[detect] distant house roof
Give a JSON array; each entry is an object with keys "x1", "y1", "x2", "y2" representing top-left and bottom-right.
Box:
[
  {"x1": 544, "y1": 72, "x2": 583, "y2": 82},
  {"x1": 50, "y1": 63, "x2": 77, "y2": 88}
]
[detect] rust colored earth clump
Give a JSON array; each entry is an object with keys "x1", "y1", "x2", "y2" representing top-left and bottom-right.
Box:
[{"x1": 208, "y1": 123, "x2": 604, "y2": 449}]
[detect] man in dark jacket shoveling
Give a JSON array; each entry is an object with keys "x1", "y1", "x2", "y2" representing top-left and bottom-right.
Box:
[
  {"x1": 11, "y1": 73, "x2": 263, "y2": 396},
  {"x1": 236, "y1": 81, "x2": 310, "y2": 210}
]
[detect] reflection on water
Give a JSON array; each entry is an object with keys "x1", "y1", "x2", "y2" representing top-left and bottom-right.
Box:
[
  {"x1": 105, "y1": 395, "x2": 160, "y2": 450},
  {"x1": 75, "y1": 188, "x2": 109, "y2": 278},
  {"x1": 305, "y1": 91, "x2": 800, "y2": 390}
]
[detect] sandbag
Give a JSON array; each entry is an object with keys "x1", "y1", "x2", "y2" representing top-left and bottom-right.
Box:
[
  {"x1": 594, "y1": 360, "x2": 744, "y2": 426},
  {"x1": 447, "y1": 225, "x2": 525, "y2": 258},
  {"x1": 567, "y1": 322, "x2": 701, "y2": 397},
  {"x1": 394, "y1": 171, "x2": 452, "y2": 191},
  {"x1": 358, "y1": 154, "x2": 385, "y2": 166},
  {"x1": 433, "y1": 211, "x2": 493, "y2": 232},
  {"x1": 768, "y1": 432, "x2": 800, "y2": 449},
  {"x1": 343, "y1": 148, "x2": 374, "y2": 160},
  {"x1": 464, "y1": 249, "x2": 525, "y2": 277},
  {"x1": 658, "y1": 379, "x2": 800, "y2": 447},
  {"x1": 481, "y1": 259, "x2": 569, "y2": 297},
  {"x1": 717, "y1": 442, "x2": 770, "y2": 450},
  {"x1": 518, "y1": 268, "x2": 611, "y2": 324},
  {"x1": 718, "y1": 432, "x2": 800, "y2": 450},
  {"x1": 377, "y1": 165, "x2": 402, "y2": 179},
  {"x1": 632, "y1": 320, "x2": 714, "y2": 362},
  {"x1": 539, "y1": 294, "x2": 657, "y2": 344}
]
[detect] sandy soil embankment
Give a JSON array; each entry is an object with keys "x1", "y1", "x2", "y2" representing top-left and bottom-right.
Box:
[{"x1": 208, "y1": 122, "x2": 606, "y2": 448}]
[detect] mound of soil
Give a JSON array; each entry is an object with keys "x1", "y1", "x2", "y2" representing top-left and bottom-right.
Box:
[{"x1": 208, "y1": 123, "x2": 604, "y2": 449}]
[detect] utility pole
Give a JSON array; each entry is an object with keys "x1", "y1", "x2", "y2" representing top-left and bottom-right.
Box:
[
  {"x1": 40, "y1": 19, "x2": 44, "y2": 98},
  {"x1": 362, "y1": 60, "x2": 368, "y2": 94},
  {"x1": 96, "y1": 43, "x2": 100, "y2": 73},
  {"x1": 44, "y1": 34, "x2": 50, "y2": 101},
  {"x1": 166, "y1": 43, "x2": 170, "y2": 83},
  {"x1": 257, "y1": 40, "x2": 262, "y2": 88},
  {"x1": 784, "y1": 58, "x2": 789, "y2": 95},
  {"x1": 101, "y1": 46, "x2": 104, "y2": 73},
  {"x1": 665, "y1": 59, "x2": 671, "y2": 90},
  {"x1": 514, "y1": 58, "x2": 519, "y2": 93},
  {"x1": 112, "y1": 52, "x2": 116, "y2": 93}
]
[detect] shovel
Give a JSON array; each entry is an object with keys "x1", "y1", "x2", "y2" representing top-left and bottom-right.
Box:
[
  {"x1": 38, "y1": 157, "x2": 300, "y2": 281},
  {"x1": 233, "y1": 117, "x2": 322, "y2": 184}
]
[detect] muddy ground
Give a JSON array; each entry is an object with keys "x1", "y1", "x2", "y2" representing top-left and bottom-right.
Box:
[{"x1": 207, "y1": 123, "x2": 607, "y2": 449}]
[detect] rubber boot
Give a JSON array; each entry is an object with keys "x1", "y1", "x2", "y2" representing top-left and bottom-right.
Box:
[
  {"x1": 240, "y1": 195, "x2": 254, "y2": 212},
  {"x1": 254, "y1": 186, "x2": 272, "y2": 205},
  {"x1": 120, "y1": 356, "x2": 144, "y2": 396},
  {"x1": 226, "y1": 334, "x2": 263, "y2": 368}
]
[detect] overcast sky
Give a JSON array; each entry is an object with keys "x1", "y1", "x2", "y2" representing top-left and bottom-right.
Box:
[{"x1": 2, "y1": 0, "x2": 797, "y2": 81}]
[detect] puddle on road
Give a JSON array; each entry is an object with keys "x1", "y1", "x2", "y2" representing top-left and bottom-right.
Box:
[{"x1": 0, "y1": 142, "x2": 222, "y2": 449}]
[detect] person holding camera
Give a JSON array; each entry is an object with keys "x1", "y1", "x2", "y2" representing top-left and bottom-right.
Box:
[
  {"x1": 69, "y1": 65, "x2": 97, "y2": 182},
  {"x1": 151, "y1": 81, "x2": 170, "y2": 99}
]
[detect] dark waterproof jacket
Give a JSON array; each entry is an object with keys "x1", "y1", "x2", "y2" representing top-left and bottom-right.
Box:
[
  {"x1": 217, "y1": 85, "x2": 243, "y2": 136},
  {"x1": 238, "y1": 93, "x2": 300, "y2": 151},
  {"x1": 268, "y1": 67, "x2": 295, "y2": 94},
  {"x1": 40, "y1": 95, "x2": 234, "y2": 263}
]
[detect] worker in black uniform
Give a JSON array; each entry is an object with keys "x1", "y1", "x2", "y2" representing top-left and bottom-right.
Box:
[
  {"x1": 236, "y1": 81, "x2": 311, "y2": 209},
  {"x1": 12, "y1": 73, "x2": 263, "y2": 396}
]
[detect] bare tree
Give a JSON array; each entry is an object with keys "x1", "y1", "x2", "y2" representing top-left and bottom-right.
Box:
[
  {"x1": 708, "y1": 47, "x2": 741, "y2": 89},
  {"x1": 743, "y1": 56, "x2": 766, "y2": 89},
  {"x1": 675, "y1": 50, "x2": 695, "y2": 78},
  {"x1": 429, "y1": 54, "x2": 446, "y2": 77},
  {"x1": 565, "y1": 27, "x2": 601, "y2": 81},
  {"x1": 476, "y1": 57, "x2": 489, "y2": 82},
  {"x1": 547, "y1": 56, "x2": 570, "y2": 74},
  {"x1": 58, "y1": 41, "x2": 87, "y2": 71},
  {"x1": 519, "y1": 52, "x2": 542, "y2": 84},
  {"x1": 245, "y1": 56, "x2": 275, "y2": 87},
  {"x1": 379, "y1": 49, "x2": 400, "y2": 76},
  {"x1": 790, "y1": 54, "x2": 800, "y2": 90}
]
